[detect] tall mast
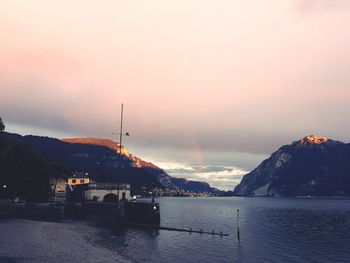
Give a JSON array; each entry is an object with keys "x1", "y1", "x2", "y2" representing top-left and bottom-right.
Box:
[
  {"x1": 117, "y1": 103, "x2": 123, "y2": 202},
  {"x1": 113, "y1": 103, "x2": 129, "y2": 203},
  {"x1": 119, "y1": 103, "x2": 124, "y2": 156}
]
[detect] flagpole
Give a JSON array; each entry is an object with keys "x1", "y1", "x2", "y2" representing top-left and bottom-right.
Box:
[
  {"x1": 119, "y1": 103, "x2": 124, "y2": 156},
  {"x1": 117, "y1": 103, "x2": 124, "y2": 201}
]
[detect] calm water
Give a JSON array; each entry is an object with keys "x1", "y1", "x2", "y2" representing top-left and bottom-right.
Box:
[{"x1": 96, "y1": 197, "x2": 350, "y2": 263}]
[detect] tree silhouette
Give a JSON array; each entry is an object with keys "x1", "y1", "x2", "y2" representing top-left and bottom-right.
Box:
[
  {"x1": 0, "y1": 117, "x2": 5, "y2": 132},
  {"x1": 0, "y1": 139, "x2": 52, "y2": 201}
]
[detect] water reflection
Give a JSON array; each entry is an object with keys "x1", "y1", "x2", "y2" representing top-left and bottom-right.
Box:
[
  {"x1": 92, "y1": 198, "x2": 350, "y2": 263},
  {"x1": 243, "y1": 204, "x2": 350, "y2": 263}
]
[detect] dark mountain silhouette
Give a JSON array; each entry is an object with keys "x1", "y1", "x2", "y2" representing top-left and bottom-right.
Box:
[
  {"x1": 1, "y1": 132, "x2": 217, "y2": 192},
  {"x1": 234, "y1": 135, "x2": 350, "y2": 196},
  {"x1": 0, "y1": 134, "x2": 70, "y2": 201},
  {"x1": 171, "y1": 177, "x2": 219, "y2": 192}
]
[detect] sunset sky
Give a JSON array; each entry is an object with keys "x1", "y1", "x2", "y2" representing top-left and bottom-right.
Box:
[{"x1": 1, "y1": 0, "x2": 350, "y2": 190}]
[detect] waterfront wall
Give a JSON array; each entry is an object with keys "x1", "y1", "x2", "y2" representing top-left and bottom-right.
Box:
[{"x1": 85, "y1": 189, "x2": 130, "y2": 202}]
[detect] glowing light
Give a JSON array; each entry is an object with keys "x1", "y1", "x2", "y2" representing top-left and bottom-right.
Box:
[{"x1": 300, "y1": 135, "x2": 328, "y2": 145}]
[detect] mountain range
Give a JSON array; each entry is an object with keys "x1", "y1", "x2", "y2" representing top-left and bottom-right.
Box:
[
  {"x1": 233, "y1": 135, "x2": 350, "y2": 196},
  {"x1": 1, "y1": 132, "x2": 218, "y2": 193},
  {"x1": 4, "y1": 131, "x2": 349, "y2": 197}
]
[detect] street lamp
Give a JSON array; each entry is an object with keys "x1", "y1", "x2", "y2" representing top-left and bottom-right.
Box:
[{"x1": 2, "y1": 185, "x2": 7, "y2": 199}]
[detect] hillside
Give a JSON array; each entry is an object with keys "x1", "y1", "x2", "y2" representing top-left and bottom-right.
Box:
[
  {"x1": 234, "y1": 135, "x2": 350, "y2": 196},
  {"x1": 0, "y1": 134, "x2": 70, "y2": 201},
  {"x1": 1, "y1": 132, "x2": 217, "y2": 193},
  {"x1": 63, "y1": 138, "x2": 216, "y2": 192}
]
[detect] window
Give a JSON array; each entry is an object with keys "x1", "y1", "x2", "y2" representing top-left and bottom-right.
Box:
[
  {"x1": 72, "y1": 179, "x2": 76, "y2": 184},
  {"x1": 80, "y1": 179, "x2": 85, "y2": 183}
]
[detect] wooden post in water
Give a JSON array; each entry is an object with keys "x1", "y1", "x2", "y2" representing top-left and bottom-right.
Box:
[{"x1": 236, "y1": 209, "x2": 240, "y2": 240}]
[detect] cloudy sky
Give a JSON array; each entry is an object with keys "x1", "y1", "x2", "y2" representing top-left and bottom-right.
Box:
[{"x1": 1, "y1": 0, "x2": 350, "y2": 190}]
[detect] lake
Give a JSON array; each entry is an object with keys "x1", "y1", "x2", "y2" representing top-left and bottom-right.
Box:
[{"x1": 93, "y1": 197, "x2": 350, "y2": 263}]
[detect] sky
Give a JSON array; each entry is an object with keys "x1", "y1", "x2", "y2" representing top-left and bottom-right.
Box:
[{"x1": 1, "y1": 0, "x2": 350, "y2": 190}]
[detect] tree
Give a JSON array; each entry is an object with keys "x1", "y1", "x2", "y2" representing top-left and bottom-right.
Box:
[
  {"x1": 0, "y1": 138, "x2": 51, "y2": 201},
  {"x1": 0, "y1": 117, "x2": 5, "y2": 132}
]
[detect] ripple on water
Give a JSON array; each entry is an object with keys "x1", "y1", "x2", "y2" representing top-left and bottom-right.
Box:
[{"x1": 95, "y1": 197, "x2": 350, "y2": 263}]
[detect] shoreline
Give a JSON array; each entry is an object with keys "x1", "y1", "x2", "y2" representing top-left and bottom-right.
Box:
[{"x1": 0, "y1": 218, "x2": 131, "y2": 263}]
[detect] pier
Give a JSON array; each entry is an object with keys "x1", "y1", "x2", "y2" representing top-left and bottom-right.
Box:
[{"x1": 125, "y1": 222, "x2": 229, "y2": 236}]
